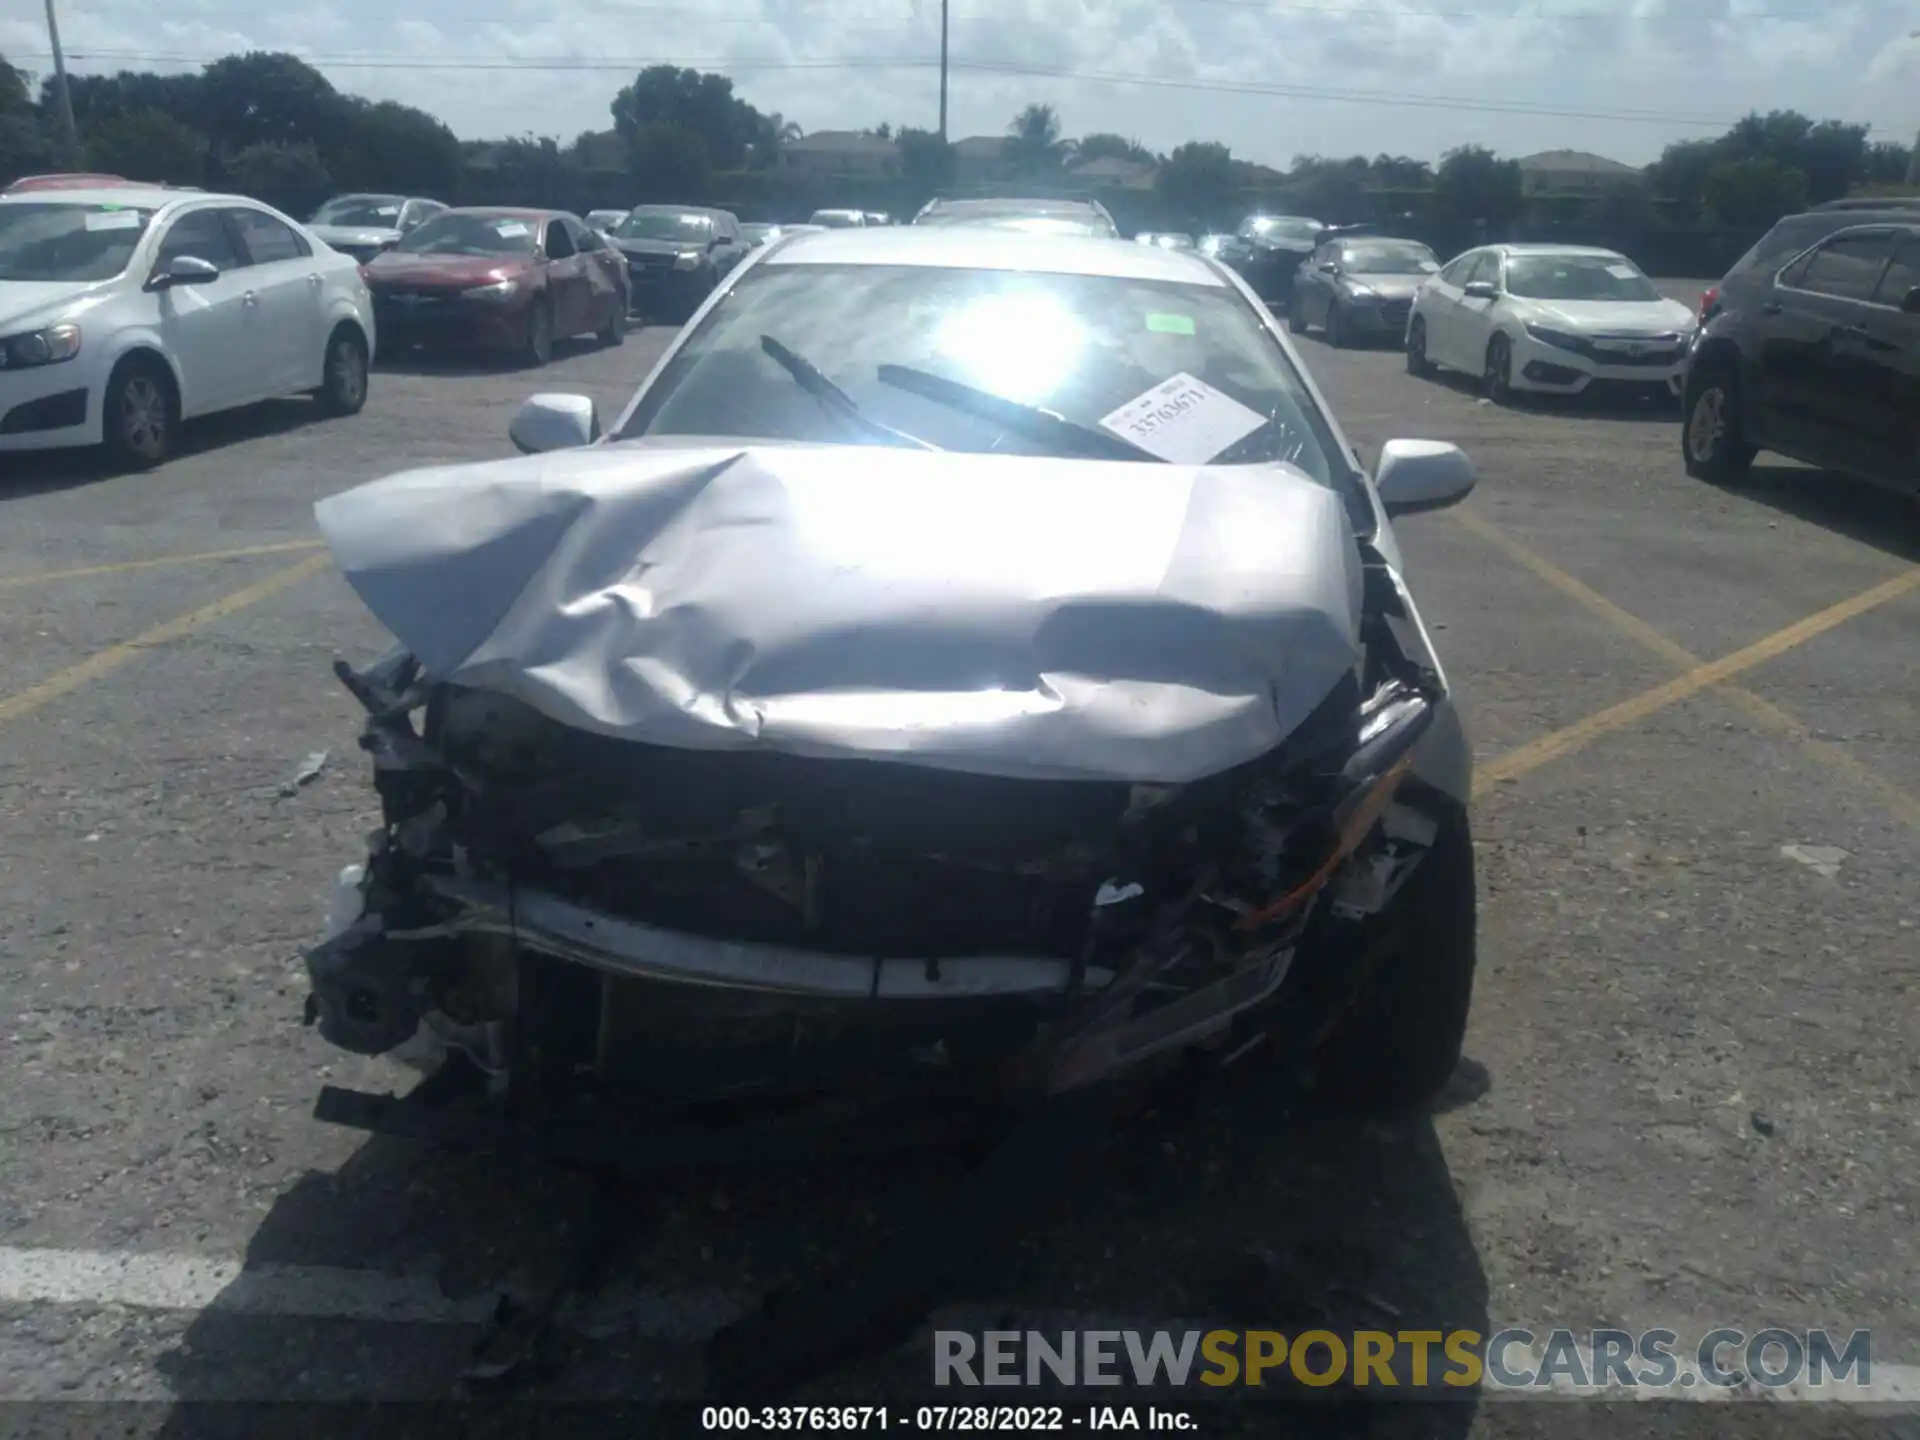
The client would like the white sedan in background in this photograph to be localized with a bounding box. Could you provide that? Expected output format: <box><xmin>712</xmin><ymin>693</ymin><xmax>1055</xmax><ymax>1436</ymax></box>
<box><xmin>1405</xmin><ymin>244</ymin><xmax>1697</xmax><ymax>404</ymax></box>
<box><xmin>0</xmin><ymin>186</ymin><xmax>375</xmax><ymax>469</ymax></box>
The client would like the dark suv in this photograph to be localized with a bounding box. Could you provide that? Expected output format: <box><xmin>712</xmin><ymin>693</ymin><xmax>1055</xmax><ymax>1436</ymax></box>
<box><xmin>1681</xmin><ymin>221</ymin><xmax>1920</xmax><ymax>498</ymax></box>
<box><xmin>1698</xmin><ymin>202</ymin><xmax>1920</xmax><ymax>326</ymax></box>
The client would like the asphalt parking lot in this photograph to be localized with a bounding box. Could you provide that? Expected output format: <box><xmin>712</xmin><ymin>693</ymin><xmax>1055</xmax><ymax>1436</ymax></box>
<box><xmin>2</xmin><ymin>292</ymin><xmax>1917</xmax><ymax>1433</ymax></box>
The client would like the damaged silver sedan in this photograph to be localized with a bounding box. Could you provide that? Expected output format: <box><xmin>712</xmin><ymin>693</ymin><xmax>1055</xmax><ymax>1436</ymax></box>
<box><xmin>303</xmin><ymin>226</ymin><xmax>1482</xmax><ymax>1163</ymax></box>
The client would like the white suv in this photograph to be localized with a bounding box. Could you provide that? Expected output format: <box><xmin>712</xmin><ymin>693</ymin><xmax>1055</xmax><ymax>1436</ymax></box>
<box><xmin>0</xmin><ymin>186</ymin><xmax>376</xmax><ymax>469</ymax></box>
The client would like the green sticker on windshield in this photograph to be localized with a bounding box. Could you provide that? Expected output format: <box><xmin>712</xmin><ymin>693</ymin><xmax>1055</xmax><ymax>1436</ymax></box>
<box><xmin>1146</xmin><ymin>312</ymin><xmax>1195</xmax><ymax>335</ymax></box>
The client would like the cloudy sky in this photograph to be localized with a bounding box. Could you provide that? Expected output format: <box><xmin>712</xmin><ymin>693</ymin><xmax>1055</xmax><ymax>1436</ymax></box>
<box><xmin>3</xmin><ymin>0</ymin><xmax>1918</xmax><ymax>166</ymax></box>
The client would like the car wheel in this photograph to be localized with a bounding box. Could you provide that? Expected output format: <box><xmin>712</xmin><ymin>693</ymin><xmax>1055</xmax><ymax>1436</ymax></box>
<box><xmin>1287</xmin><ymin>292</ymin><xmax>1307</xmax><ymax>334</ymax></box>
<box><xmin>315</xmin><ymin>325</ymin><xmax>369</xmax><ymax>417</ymax></box>
<box><xmin>597</xmin><ymin>295</ymin><xmax>627</xmax><ymax>346</ymax></box>
<box><xmin>102</xmin><ymin>355</ymin><xmax>179</xmax><ymax>471</ymax></box>
<box><xmin>524</xmin><ymin>301</ymin><xmax>554</xmax><ymax>367</ymax></box>
<box><xmin>1484</xmin><ymin>333</ymin><xmax>1515</xmax><ymax>405</ymax></box>
<box><xmin>1406</xmin><ymin>317</ymin><xmax>1434</xmax><ymax>377</ymax></box>
<box><xmin>1682</xmin><ymin>363</ymin><xmax>1758</xmax><ymax>483</ymax></box>
<box><xmin>1311</xmin><ymin>802</ymin><xmax>1477</xmax><ymax>1114</ymax></box>
<box><xmin>1326</xmin><ymin>302</ymin><xmax>1349</xmax><ymax>348</ymax></box>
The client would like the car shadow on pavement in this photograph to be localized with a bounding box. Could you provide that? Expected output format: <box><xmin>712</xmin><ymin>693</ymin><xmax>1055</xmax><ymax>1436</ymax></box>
<box><xmin>0</xmin><ymin>398</ymin><xmax>332</xmax><ymax>500</ymax></box>
<box><xmin>1696</xmin><ymin>462</ymin><xmax>1920</xmax><ymax>564</ymax></box>
<box><xmin>1411</xmin><ymin>368</ymin><xmax>1680</xmax><ymax>424</ymax></box>
<box><xmin>372</xmin><ymin>338</ymin><xmax>606</xmax><ymax>377</ymax></box>
<box><xmin>148</xmin><ymin>1058</ymin><xmax>1488</xmax><ymax>1436</ymax></box>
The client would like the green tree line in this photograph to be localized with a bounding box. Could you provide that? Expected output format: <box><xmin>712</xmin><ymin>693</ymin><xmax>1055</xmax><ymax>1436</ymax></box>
<box><xmin>1</xmin><ymin>50</ymin><xmax>1911</xmax><ymax>236</ymax></box>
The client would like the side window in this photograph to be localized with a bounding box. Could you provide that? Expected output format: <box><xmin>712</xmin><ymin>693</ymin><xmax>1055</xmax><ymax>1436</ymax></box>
<box><xmin>156</xmin><ymin>209</ymin><xmax>242</xmax><ymax>270</ymax></box>
<box><xmin>227</xmin><ymin>208</ymin><xmax>310</xmax><ymax>264</ymax></box>
<box><xmin>1460</xmin><ymin>252</ymin><xmax>1496</xmax><ymax>287</ymax></box>
<box><xmin>1438</xmin><ymin>252</ymin><xmax>1478</xmax><ymax>286</ymax></box>
<box><xmin>1869</xmin><ymin>237</ymin><xmax>1920</xmax><ymax>307</ymax></box>
<box><xmin>1792</xmin><ymin>232</ymin><xmax>1893</xmax><ymax>301</ymax></box>
<box><xmin>545</xmin><ymin>220</ymin><xmax>576</xmax><ymax>259</ymax></box>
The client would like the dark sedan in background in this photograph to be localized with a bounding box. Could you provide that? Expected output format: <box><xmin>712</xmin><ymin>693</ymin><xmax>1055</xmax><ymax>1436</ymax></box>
<box><xmin>363</xmin><ymin>207</ymin><xmax>628</xmax><ymax>366</ymax></box>
<box><xmin>609</xmin><ymin>205</ymin><xmax>750</xmax><ymax>321</ymax></box>
<box><xmin>1289</xmin><ymin>236</ymin><xmax>1441</xmax><ymax>347</ymax></box>
<box><xmin>1228</xmin><ymin>213</ymin><xmax>1323</xmax><ymax>301</ymax></box>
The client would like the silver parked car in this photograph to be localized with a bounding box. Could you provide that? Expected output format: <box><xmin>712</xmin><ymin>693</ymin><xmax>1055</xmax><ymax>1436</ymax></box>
<box><xmin>302</xmin><ymin>226</ymin><xmax>1481</xmax><ymax>1158</ymax></box>
<box><xmin>1290</xmin><ymin>236</ymin><xmax>1441</xmax><ymax>348</ymax></box>
<box><xmin>308</xmin><ymin>193</ymin><xmax>447</xmax><ymax>263</ymax></box>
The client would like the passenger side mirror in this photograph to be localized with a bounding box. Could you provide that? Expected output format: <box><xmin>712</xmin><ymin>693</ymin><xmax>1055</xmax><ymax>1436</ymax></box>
<box><xmin>1375</xmin><ymin>439</ymin><xmax>1476</xmax><ymax>516</ymax></box>
<box><xmin>1462</xmin><ymin>280</ymin><xmax>1498</xmax><ymax>301</ymax></box>
<box><xmin>509</xmin><ymin>393</ymin><xmax>600</xmax><ymax>454</ymax></box>
<box><xmin>146</xmin><ymin>254</ymin><xmax>220</xmax><ymax>291</ymax></box>
<box><xmin>1901</xmin><ymin>286</ymin><xmax>1920</xmax><ymax>315</ymax></box>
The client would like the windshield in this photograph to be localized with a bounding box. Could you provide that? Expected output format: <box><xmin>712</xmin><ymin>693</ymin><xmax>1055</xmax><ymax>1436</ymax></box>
<box><xmin>0</xmin><ymin>201</ymin><xmax>157</xmax><ymax>282</ymax></box>
<box><xmin>396</xmin><ymin>212</ymin><xmax>539</xmax><ymax>256</ymax></box>
<box><xmin>615</xmin><ymin>210</ymin><xmax>712</xmax><ymax>242</ymax></box>
<box><xmin>1505</xmin><ymin>254</ymin><xmax>1661</xmax><ymax>301</ymax></box>
<box><xmin>1342</xmin><ymin>240</ymin><xmax>1439</xmax><ymax>275</ymax></box>
<box><xmin>616</xmin><ymin>262</ymin><xmax>1340</xmax><ymax>479</ymax></box>
<box><xmin>311</xmin><ymin>196</ymin><xmax>406</xmax><ymax>228</ymax></box>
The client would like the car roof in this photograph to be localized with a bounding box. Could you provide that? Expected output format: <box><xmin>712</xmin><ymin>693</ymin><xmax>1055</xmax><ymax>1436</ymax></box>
<box><xmin>763</xmin><ymin>225</ymin><xmax>1229</xmax><ymax>284</ymax></box>
<box><xmin>445</xmin><ymin>205</ymin><xmax>557</xmax><ymax>220</ymax></box>
<box><xmin>0</xmin><ymin>185</ymin><xmax>241</xmax><ymax>209</ymax></box>
<box><xmin>1493</xmin><ymin>242</ymin><xmax>1625</xmax><ymax>258</ymax></box>
<box><xmin>923</xmin><ymin>196</ymin><xmax>1104</xmax><ymax>215</ymax></box>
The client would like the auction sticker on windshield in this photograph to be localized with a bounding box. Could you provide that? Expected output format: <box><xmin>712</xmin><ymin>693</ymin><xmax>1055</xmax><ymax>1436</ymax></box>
<box><xmin>496</xmin><ymin>221</ymin><xmax>530</xmax><ymax>237</ymax></box>
<box><xmin>85</xmin><ymin>211</ymin><xmax>142</xmax><ymax>231</ymax></box>
<box><xmin>1606</xmin><ymin>264</ymin><xmax>1638</xmax><ymax>279</ymax></box>
<box><xmin>1099</xmin><ymin>373</ymin><xmax>1266</xmax><ymax>464</ymax></box>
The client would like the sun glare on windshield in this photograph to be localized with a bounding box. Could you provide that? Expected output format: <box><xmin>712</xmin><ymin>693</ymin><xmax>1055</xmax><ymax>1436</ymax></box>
<box><xmin>933</xmin><ymin>291</ymin><xmax>1089</xmax><ymax>407</ymax></box>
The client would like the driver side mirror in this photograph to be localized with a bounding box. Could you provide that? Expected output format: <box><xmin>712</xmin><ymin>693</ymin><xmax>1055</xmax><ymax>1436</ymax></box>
<box><xmin>1375</xmin><ymin>439</ymin><xmax>1476</xmax><ymax>516</ymax></box>
<box><xmin>1463</xmin><ymin>280</ymin><xmax>1498</xmax><ymax>301</ymax></box>
<box><xmin>509</xmin><ymin>393</ymin><xmax>601</xmax><ymax>454</ymax></box>
<box><xmin>1901</xmin><ymin>286</ymin><xmax>1920</xmax><ymax>316</ymax></box>
<box><xmin>145</xmin><ymin>254</ymin><xmax>220</xmax><ymax>291</ymax></box>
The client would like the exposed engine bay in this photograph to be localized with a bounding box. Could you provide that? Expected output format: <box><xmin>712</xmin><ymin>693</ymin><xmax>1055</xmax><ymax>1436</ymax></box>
<box><xmin>305</xmin><ymin>531</ymin><xmax>1456</xmax><ymax>1121</ymax></box>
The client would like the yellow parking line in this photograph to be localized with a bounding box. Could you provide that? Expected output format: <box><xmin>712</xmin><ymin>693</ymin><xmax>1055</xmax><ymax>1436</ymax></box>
<box><xmin>0</xmin><ymin>539</ymin><xmax>325</xmax><ymax>590</ymax></box>
<box><xmin>1458</xmin><ymin>512</ymin><xmax>1920</xmax><ymax>816</ymax></box>
<box><xmin>0</xmin><ymin>554</ymin><xmax>332</xmax><ymax>730</ymax></box>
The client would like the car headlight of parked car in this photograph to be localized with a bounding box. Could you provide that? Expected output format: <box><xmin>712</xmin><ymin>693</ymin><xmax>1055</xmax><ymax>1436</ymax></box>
<box><xmin>1523</xmin><ymin>323</ymin><xmax>1582</xmax><ymax>351</ymax></box>
<box><xmin>462</xmin><ymin>279</ymin><xmax>520</xmax><ymax>302</ymax></box>
<box><xmin>671</xmin><ymin>252</ymin><xmax>702</xmax><ymax>271</ymax></box>
<box><xmin>0</xmin><ymin>322</ymin><xmax>82</xmax><ymax>368</ymax></box>
<box><xmin>1344</xmin><ymin>284</ymin><xmax>1379</xmax><ymax>304</ymax></box>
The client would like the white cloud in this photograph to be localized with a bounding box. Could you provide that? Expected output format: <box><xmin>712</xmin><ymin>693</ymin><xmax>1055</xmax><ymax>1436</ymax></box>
<box><xmin>3</xmin><ymin>0</ymin><xmax>1917</xmax><ymax>164</ymax></box>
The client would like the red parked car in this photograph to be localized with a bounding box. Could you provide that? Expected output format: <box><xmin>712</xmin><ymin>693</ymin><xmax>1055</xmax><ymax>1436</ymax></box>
<box><xmin>361</xmin><ymin>207</ymin><xmax>629</xmax><ymax>365</ymax></box>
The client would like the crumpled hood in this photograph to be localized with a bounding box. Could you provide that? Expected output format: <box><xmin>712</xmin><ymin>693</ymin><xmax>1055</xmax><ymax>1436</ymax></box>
<box><xmin>1512</xmin><ymin>296</ymin><xmax>1696</xmax><ymax>334</ymax></box>
<box><xmin>313</xmin><ymin>442</ymin><xmax>1365</xmax><ymax>784</ymax></box>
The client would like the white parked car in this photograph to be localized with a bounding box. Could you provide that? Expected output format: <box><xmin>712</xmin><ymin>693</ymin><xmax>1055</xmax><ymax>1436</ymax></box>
<box><xmin>303</xmin><ymin>227</ymin><xmax>1487</xmax><ymax>1132</ymax></box>
<box><xmin>1405</xmin><ymin>244</ymin><xmax>1698</xmax><ymax>404</ymax></box>
<box><xmin>0</xmin><ymin>186</ymin><xmax>375</xmax><ymax>469</ymax></box>
<box><xmin>584</xmin><ymin>209</ymin><xmax>630</xmax><ymax>238</ymax></box>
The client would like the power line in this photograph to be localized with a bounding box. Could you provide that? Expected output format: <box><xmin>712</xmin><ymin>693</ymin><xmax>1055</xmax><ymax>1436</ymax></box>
<box><xmin>15</xmin><ymin>48</ymin><xmax>1913</xmax><ymax>136</ymax></box>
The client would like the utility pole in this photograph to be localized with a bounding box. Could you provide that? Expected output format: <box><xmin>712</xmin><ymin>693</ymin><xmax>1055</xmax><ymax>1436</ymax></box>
<box><xmin>43</xmin><ymin>0</ymin><xmax>79</xmax><ymax>163</ymax></box>
<box><xmin>938</xmin><ymin>0</ymin><xmax>949</xmax><ymax>142</ymax></box>
<box><xmin>1907</xmin><ymin>125</ymin><xmax>1920</xmax><ymax>188</ymax></box>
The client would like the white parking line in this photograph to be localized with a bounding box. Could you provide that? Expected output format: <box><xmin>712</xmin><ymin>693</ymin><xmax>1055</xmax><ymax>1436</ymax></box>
<box><xmin>3</xmin><ymin>1245</ymin><xmax>1917</xmax><ymax>1405</ymax></box>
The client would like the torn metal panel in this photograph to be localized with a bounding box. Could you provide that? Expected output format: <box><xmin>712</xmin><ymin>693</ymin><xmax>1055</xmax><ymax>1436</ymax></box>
<box><xmin>313</xmin><ymin>440</ymin><xmax>1364</xmax><ymax>784</ymax></box>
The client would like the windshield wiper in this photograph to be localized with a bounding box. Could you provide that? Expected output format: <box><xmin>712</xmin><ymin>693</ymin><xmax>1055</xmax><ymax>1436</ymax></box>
<box><xmin>759</xmin><ymin>335</ymin><xmax>937</xmax><ymax>450</ymax></box>
<box><xmin>874</xmin><ymin>364</ymin><xmax>1161</xmax><ymax>462</ymax></box>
